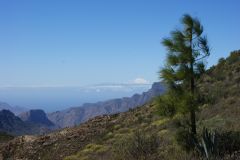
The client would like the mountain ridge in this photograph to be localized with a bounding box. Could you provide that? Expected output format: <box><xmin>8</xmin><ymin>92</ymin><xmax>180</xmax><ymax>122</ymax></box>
<box><xmin>48</xmin><ymin>82</ymin><xmax>165</xmax><ymax>128</ymax></box>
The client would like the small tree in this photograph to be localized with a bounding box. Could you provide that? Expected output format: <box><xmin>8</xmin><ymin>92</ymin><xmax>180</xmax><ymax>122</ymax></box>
<box><xmin>160</xmin><ymin>14</ymin><xmax>210</xmax><ymax>134</ymax></box>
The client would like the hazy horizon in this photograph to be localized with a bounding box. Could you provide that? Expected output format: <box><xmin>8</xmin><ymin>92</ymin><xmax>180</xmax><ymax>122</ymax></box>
<box><xmin>0</xmin><ymin>83</ymin><xmax>151</xmax><ymax>112</ymax></box>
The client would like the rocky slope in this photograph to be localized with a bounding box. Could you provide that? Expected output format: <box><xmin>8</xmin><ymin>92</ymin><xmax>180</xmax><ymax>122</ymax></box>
<box><xmin>0</xmin><ymin>104</ymin><xmax>158</xmax><ymax>160</ymax></box>
<box><xmin>48</xmin><ymin>82</ymin><xmax>165</xmax><ymax>128</ymax></box>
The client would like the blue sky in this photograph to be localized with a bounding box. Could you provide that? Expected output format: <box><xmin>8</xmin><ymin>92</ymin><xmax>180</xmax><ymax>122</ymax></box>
<box><xmin>0</xmin><ymin>0</ymin><xmax>239</xmax><ymax>87</ymax></box>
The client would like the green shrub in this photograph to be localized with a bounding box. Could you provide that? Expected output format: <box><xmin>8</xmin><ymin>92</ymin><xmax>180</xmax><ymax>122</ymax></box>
<box><xmin>218</xmin><ymin>57</ymin><xmax>226</xmax><ymax>65</ymax></box>
<box><xmin>226</xmin><ymin>50</ymin><xmax>240</xmax><ymax>64</ymax></box>
<box><xmin>175</xmin><ymin>127</ymin><xmax>196</xmax><ymax>152</ymax></box>
<box><xmin>113</xmin><ymin>130</ymin><xmax>160</xmax><ymax>160</ymax></box>
<box><xmin>155</xmin><ymin>95</ymin><xmax>177</xmax><ymax>117</ymax></box>
<box><xmin>64</xmin><ymin>143</ymin><xmax>109</xmax><ymax>160</ymax></box>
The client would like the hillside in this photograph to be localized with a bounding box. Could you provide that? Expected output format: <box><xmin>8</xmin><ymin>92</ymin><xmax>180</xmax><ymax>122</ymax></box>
<box><xmin>0</xmin><ymin>104</ymin><xmax>159</xmax><ymax>160</ymax></box>
<box><xmin>197</xmin><ymin>50</ymin><xmax>240</xmax><ymax>131</ymax></box>
<box><xmin>48</xmin><ymin>82</ymin><xmax>165</xmax><ymax>128</ymax></box>
<box><xmin>0</xmin><ymin>51</ymin><xmax>239</xmax><ymax>160</ymax></box>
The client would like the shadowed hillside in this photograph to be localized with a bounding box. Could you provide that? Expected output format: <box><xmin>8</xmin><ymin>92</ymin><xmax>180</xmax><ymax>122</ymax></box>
<box><xmin>0</xmin><ymin>109</ymin><xmax>56</xmax><ymax>136</ymax></box>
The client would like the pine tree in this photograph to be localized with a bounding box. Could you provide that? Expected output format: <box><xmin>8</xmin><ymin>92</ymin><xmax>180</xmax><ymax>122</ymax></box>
<box><xmin>160</xmin><ymin>14</ymin><xmax>210</xmax><ymax>134</ymax></box>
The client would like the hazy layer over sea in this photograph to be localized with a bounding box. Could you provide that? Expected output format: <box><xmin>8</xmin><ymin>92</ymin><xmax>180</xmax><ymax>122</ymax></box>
<box><xmin>0</xmin><ymin>84</ymin><xmax>151</xmax><ymax>112</ymax></box>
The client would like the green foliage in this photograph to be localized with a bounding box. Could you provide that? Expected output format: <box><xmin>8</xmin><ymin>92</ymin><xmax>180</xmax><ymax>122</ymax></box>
<box><xmin>218</xmin><ymin>57</ymin><xmax>225</xmax><ymax>65</ymax></box>
<box><xmin>175</xmin><ymin>127</ymin><xmax>196</xmax><ymax>152</ymax></box>
<box><xmin>160</xmin><ymin>14</ymin><xmax>210</xmax><ymax>134</ymax></box>
<box><xmin>160</xmin><ymin>14</ymin><xmax>210</xmax><ymax>90</ymax></box>
<box><xmin>113</xmin><ymin>130</ymin><xmax>160</xmax><ymax>160</ymax></box>
<box><xmin>226</xmin><ymin>50</ymin><xmax>240</xmax><ymax>64</ymax></box>
<box><xmin>155</xmin><ymin>90</ymin><xmax>203</xmax><ymax>118</ymax></box>
<box><xmin>64</xmin><ymin>143</ymin><xmax>109</xmax><ymax>160</ymax></box>
<box><xmin>155</xmin><ymin>94</ymin><xmax>177</xmax><ymax>117</ymax></box>
<box><xmin>173</xmin><ymin>114</ymin><xmax>197</xmax><ymax>153</ymax></box>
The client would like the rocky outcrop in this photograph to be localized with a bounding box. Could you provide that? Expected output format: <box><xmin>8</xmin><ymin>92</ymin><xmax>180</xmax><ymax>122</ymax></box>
<box><xmin>19</xmin><ymin>109</ymin><xmax>55</xmax><ymax>127</ymax></box>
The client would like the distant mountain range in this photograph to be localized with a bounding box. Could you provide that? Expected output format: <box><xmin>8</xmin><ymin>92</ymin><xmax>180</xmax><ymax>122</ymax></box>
<box><xmin>0</xmin><ymin>102</ymin><xmax>28</xmax><ymax>115</ymax></box>
<box><xmin>48</xmin><ymin>82</ymin><xmax>165</xmax><ymax>128</ymax></box>
<box><xmin>0</xmin><ymin>82</ymin><xmax>165</xmax><ymax>134</ymax></box>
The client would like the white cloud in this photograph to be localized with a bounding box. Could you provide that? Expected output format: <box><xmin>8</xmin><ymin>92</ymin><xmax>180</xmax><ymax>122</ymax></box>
<box><xmin>93</xmin><ymin>85</ymin><xmax>124</xmax><ymax>89</ymax></box>
<box><xmin>133</xmin><ymin>78</ymin><xmax>149</xmax><ymax>85</ymax></box>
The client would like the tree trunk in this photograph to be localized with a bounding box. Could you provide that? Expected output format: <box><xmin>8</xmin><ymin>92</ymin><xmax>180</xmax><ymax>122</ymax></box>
<box><xmin>190</xmin><ymin>32</ymin><xmax>197</xmax><ymax>135</ymax></box>
<box><xmin>190</xmin><ymin>61</ymin><xmax>197</xmax><ymax>135</ymax></box>
<box><xmin>190</xmin><ymin>102</ymin><xmax>196</xmax><ymax>134</ymax></box>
